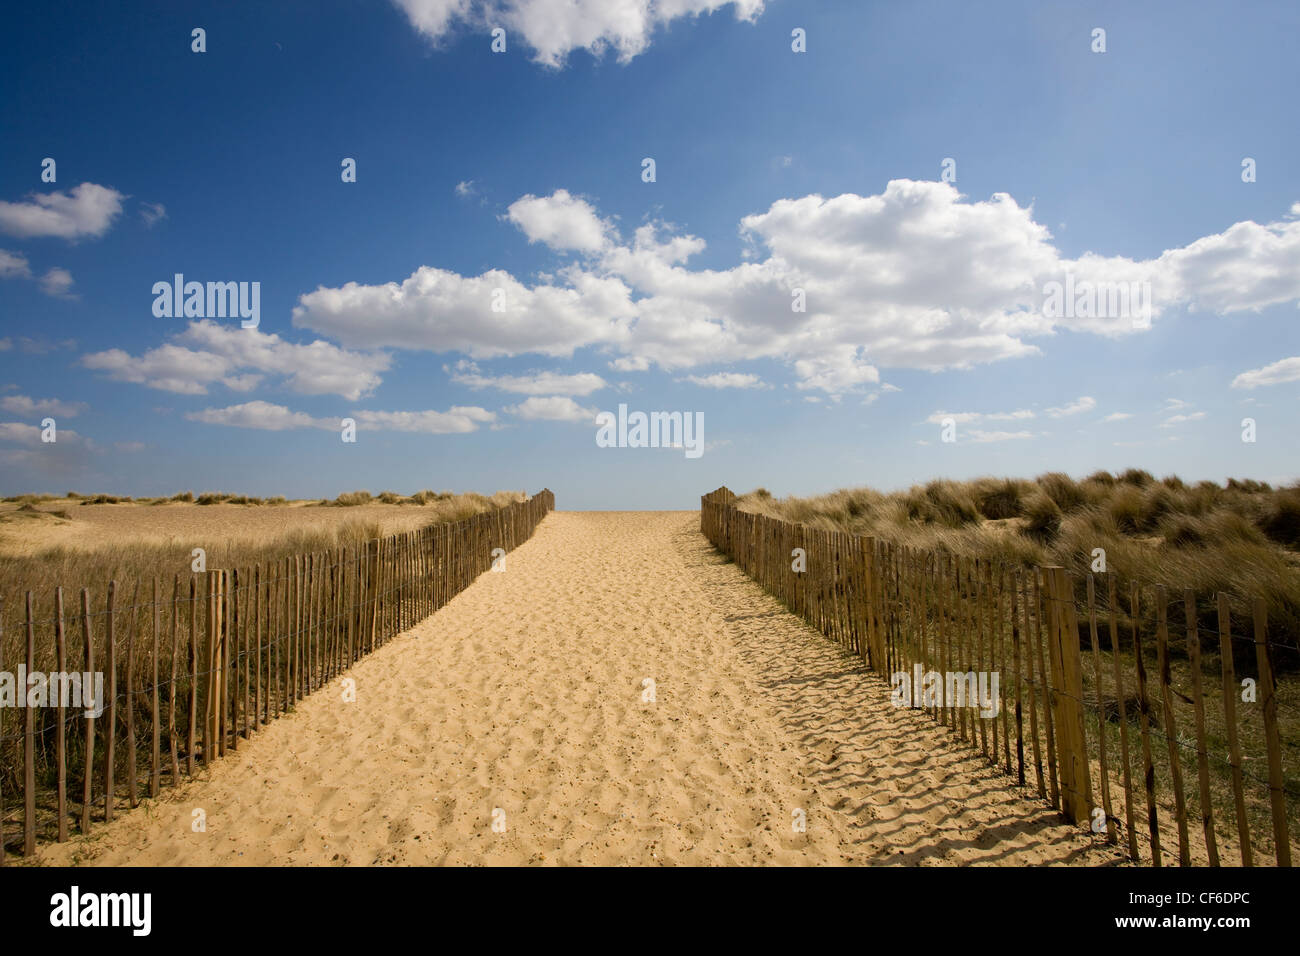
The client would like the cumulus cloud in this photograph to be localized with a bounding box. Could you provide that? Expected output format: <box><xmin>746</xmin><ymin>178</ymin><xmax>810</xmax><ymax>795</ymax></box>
<box><xmin>448</xmin><ymin>360</ymin><xmax>606</xmax><ymax>395</ymax></box>
<box><xmin>139</xmin><ymin>202</ymin><xmax>167</xmax><ymax>227</ymax></box>
<box><xmin>293</xmin><ymin>264</ymin><xmax>635</xmax><ymax>359</ymax></box>
<box><xmin>504</xmin><ymin>395</ymin><xmax>599</xmax><ymax>422</ymax></box>
<box><xmin>391</xmin><ymin>0</ymin><xmax>765</xmax><ymax>67</ymax></box>
<box><xmin>0</xmin><ymin>419</ymin><xmax>93</xmax><ymax>475</ymax></box>
<box><xmin>506</xmin><ymin>189</ymin><xmax>613</xmax><ymax>253</ymax></box>
<box><xmin>1045</xmin><ymin>396</ymin><xmax>1096</xmax><ymax>418</ymax></box>
<box><xmin>0</xmin><ymin>394</ymin><xmax>87</xmax><ymax>417</ymax></box>
<box><xmin>925</xmin><ymin>408</ymin><xmax>1035</xmax><ymax>425</ymax></box>
<box><xmin>1160</xmin><ymin>411</ymin><xmax>1207</xmax><ymax>427</ymax></box>
<box><xmin>0</xmin><ymin>183</ymin><xmax>125</xmax><ymax>240</ymax></box>
<box><xmin>1231</xmin><ymin>356</ymin><xmax>1300</xmax><ymax>389</ymax></box>
<box><xmin>680</xmin><ymin>372</ymin><xmax>767</xmax><ymax>389</ymax></box>
<box><xmin>0</xmin><ymin>251</ymin><xmax>76</xmax><ymax>298</ymax></box>
<box><xmin>186</xmin><ymin>401</ymin><xmax>328</xmax><ymax>431</ymax></box>
<box><xmin>968</xmin><ymin>429</ymin><xmax>1035</xmax><ymax>443</ymax></box>
<box><xmin>0</xmin><ymin>249</ymin><xmax>31</xmax><ymax>279</ymax></box>
<box><xmin>1101</xmin><ymin>412</ymin><xmax>1133</xmax><ymax>422</ymax></box>
<box><xmin>186</xmin><ymin>401</ymin><xmax>496</xmax><ymax>434</ymax></box>
<box><xmin>82</xmin><ymin>320</ymin><xmax>390</xmax><ymax>400</ymax></box>
<box><xmin>352</xmin><ymin>407</ymin><xmax>496</xmax><ymax>433</ymax></box>
<box><xmin>39</xmin><ymin>267</ymin><xmax>75</xmax><ymax>298</ymax></box>
<box><xmin>291</xmin><ymin>182</ymin><xmax>1300</xmax><ymax>397</ymax></box>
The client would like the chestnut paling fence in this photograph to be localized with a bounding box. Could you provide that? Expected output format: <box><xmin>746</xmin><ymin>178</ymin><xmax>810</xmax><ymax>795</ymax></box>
<box><xmin>0</xmin><ymin>489</ymin><xmax>554</xmax><ymax>862</ymax></box>
<box><xmin>702</xmin><ymin>487</ymin><xmax>1298</xmax><ymax>867</ymax></box>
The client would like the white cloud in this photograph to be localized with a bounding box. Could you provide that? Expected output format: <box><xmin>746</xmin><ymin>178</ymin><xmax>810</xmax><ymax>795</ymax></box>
<box><xmin>792</xmin><ymin>348</ymin><xmax>878</xmax><ymax>396</ymax></box>
<box><xmin>1160</xmin><ymin>411</ymin><xmax>1207</xmax><ymax>427</ymax></box>
<box><xmin>0</xmin><ymin>251</ymin><xmax>75</xmax><ymax>298</ymax></box>
<box><xmin>392</xmin><ymin>0</ymin><xmax>766</xmax><ymax>68</ymax></box>
<box><xmin>82</xmin><ymin>320</ymin><xmax>390</xmax><ymax>400</ymax></box>
<box><xmin>449</xmin><ymin>360</ymin><xmax>607</xmax><ymax>395</ymax></box>
<box><xmin>292</xmin><ymin>183</ymin><xmax>1300</xmax><ymax>398</ymax></box>
<box><xmin>680</xmin><ymin>372</ymin><xmax>766</xmax><ymax>389</ymax></box>
<box><xmin>293</xmin><ymin>264</ymin><xmax>635</xmax><ymax>359</ymax></box>
<box><xmin>352</xmin><ymin>406</ymin><xmax>496</xmax><ymax>433</ymax></box>
<box><xmin>0</xmin><ymin>420</ymin><xmax>87</xmax><ymax>445</ymax></box>
<box><xmin>186</xmin><ymin>401</ymin><xmax>330</xmax><ymax>431</ymax></box>
<box><xmin>39</xmin><ymin>267</ymin><xmax>75</xmax><ymax>299</ymax></box>
<box><xmin>454</xmin><ymin>180</ymin><xmax>477</xmax><ymax>198</ymax></box>
<box><xmin>968</xmin><ymin>429</ymin><xmax>1035</xmax><ymax>443</ymax></box>
<box><xmin>186</xmin><ymin>401</ymin><xmax>496</xmax><ymax>434</ymax></box>
<box><xmin>0</xmin><ymin>249</ymin><xmax>31</xmax><ymax>279</ymax></box>
<box><xmin>504</xmin><ymin>396</ymin><xmax>598</xmax><ymax>422</ymax></box>
<box><xmin>506</xmin><ymin>189</ymin><xmax>612</xmax><ymax>253</ymax></box>
<box><xmin>140</xmin><ymin>202</ymin><xmax>167</xmax><ymax>227</ymax></box>
<box><xmin>1101</xmin><ymin>412</ymin><xmax>1133</xmax><ymax>422</ymax></box>
<box><xmin>0</xmin><ymin>421</ymin><xmax>43</xmax><ymax>443</ymax></box>
<box><xmin>1231</xmin><ymin>356</ymin><xmax>1300</xmax><ymax>389</ymax></box>
<box><xmin>0</xmin><ymin>394</ymin><xmax>87</xmax><ymax>417</ymax></box>
<box><xmin>925</xmin><ymin>408</ymin><xmax>1035</xmax><ymax>425</ymax></box>
<box><xmin>1045</xmin><ymin>395</ymin><xmax>1096</xmax><ymax>418</ymax></box>
<box><xmin>0</xmin><ymin>183</ymin><xmax>125</xmax><ymax>240</ymax></box>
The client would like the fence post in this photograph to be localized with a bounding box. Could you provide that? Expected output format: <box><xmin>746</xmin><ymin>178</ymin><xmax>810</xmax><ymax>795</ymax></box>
<box><xmin>1043</xmin><ymin>566</ymin><xmax>1091</xmax><ymax>825</ymax></box>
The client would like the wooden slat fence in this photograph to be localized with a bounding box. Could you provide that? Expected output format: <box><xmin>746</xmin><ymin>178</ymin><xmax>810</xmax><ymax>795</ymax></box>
<box><xmin>702</xmin><ymin>486</ymin><xmax>1297</xmax><ymax>867</ymax></box>
<box><xmin>0</xmin><ymin>489</ymin><xmax>553</xmax><ymax>861</ymax></box>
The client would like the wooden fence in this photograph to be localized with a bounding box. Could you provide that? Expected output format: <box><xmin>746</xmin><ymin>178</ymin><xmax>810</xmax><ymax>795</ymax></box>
<box><xmin>702</xmin><ymin>486</ymin><xmax>1297</xmax><ymax>867</ymax></box>
<box><xmin>0</xmin><ymin>489</ymin><xmax>554</xmax><ymax>862</ymax></box>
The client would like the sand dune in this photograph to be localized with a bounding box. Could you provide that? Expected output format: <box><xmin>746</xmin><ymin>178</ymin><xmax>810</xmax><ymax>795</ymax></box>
<box><xmin>36</xmin><ymin>512</ymin><xmax>1123</xmax><ymax>866</ymax></box>
<box><xmin>0</xmin><ymin>501</ymin><xmax>453</xmax><ymax>556</ymax></box>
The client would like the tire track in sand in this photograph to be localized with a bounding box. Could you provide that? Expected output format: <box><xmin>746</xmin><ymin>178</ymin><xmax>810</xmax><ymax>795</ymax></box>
<box><xmin>38</xmin><ymin>511</ymin><xmax>1122</xmax><ymax>866</ymax></box>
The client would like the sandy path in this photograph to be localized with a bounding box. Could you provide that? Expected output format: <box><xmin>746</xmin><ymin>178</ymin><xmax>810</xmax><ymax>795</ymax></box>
<box><xmin>37</xmin><ymin>512</ymin><xmax>1122</xmax><ymax>866</ymax></box>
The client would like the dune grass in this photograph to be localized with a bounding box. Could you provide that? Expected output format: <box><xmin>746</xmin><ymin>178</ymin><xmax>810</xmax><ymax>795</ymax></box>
<box><xmin>733</xmin><ymin>472</ymin><xmax>1300</xmax><ymax>861</ymax></box>
<box><xmin>737</xmin><ymin>472</ymin><xmax>1300</xmax><ymax>668</ymax></box>
<box><xmin>0</xmin><ymin>488</ymin><xmax>527</xmax><ymax>825</ymax></box>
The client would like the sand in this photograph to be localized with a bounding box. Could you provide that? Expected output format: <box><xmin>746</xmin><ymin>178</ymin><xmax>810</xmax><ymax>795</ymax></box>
<box><xmin>35</xmin><ymin>511</ymin><xmax>1124</xmax><ymax>866</ymax></box>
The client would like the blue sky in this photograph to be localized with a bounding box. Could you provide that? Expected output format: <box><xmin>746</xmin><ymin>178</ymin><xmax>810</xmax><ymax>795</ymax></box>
<box><xmin>1</xmin><ymin>0</ymin><xmax>1298</xmax><ymax>509</ymax></box>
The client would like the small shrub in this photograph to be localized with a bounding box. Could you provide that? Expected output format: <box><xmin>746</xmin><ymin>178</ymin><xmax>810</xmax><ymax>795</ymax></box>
<box><xmin>974</xmin><ymin>477</ymin><xmax>1026</xmax><ymax>520</ymax></box>
<box><xmin>1022</xmin><ymin>492</ymin><xmax>1062</xmax><ymax>543</ymax></box>
<box><xmin>1228</xmin><ymin>478</ymin><xmax>1272</xmax><ymax>494</ymax></box>
<box><xmin>1160</xmin><ymin>514</ymin><xmax>1207</xmax><ymax>548</ymax></box>
<box><xmin>1258</xmin><ymin>486</ymin><xmax>1300</xmax><ymax>549</ymax></box>
<box><xmin>334</xmin><ymin>491</ymin><xmax>372</xmax><ymax>507</ymax></box>
<box><xmin>1118</xmin><ymin>468</ymin><xmax>1154</xmax><ymax>488</ymax></box>
<box><xmin>1037</xmin><ymin>472</ymin><xmax>1086</xmax><ymax>512</ymax></box>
